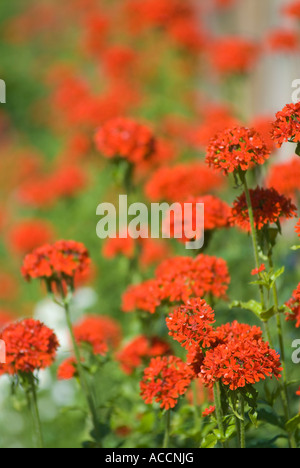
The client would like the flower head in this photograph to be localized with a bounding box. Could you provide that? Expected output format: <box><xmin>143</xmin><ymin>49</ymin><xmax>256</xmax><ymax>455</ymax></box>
<box><xmin>140</xmin><ymin>356</ymin><xmax>193</xmax><ymax>410</ymax></box>
<box><xmin>267</xmin><ymin>157</ymin><xmax>300</xmax><ymax>198</ymax></box>
<box><xmin>202</xmin><ymin>406</ymin><xmax>216</xmax><ymax>418</ymax></box>
<box><xmin>285</xmin><ymin>285</ymin><xmax>300</xmax><ymax>328</ymax></box>
<box><xmin>73</xmin><ymin>315</ymin><xmax>122</xmax><ymax>355</ymax></box>
<box><xmin>0</xmin><ymin>319</ymin><xmax>59</xmax><ymax>375</ymax></box>
<box><xmin>206</xmin><ymin>126</ymin><xmax>270</xmax><ymax>175</ymax></box>
<box><xmin>230</xmin><ymin>187</ymin><xmax>297</xmax><ymax>231</ymax></box>
<box><xmin>95</xmin><ymin>117</ymin><xmax>156</xmax><ymax>166</ymax></box>
<box><xmin>209</xmin><ymin>37</ymin><xmax>259</xmax><ymax>76</ymax></box>
<box><xmin>9</xmin><ymin>219</ymin><xmax>54</xmax><ymax>255</ymax></box>
<box><xmin>21</xmin><ymin>240</ymin><xmax>91</xmax><ymax>291</ymax></box>
<box><xmin>271</xmin><ymin>102</ymin><xmax>300</xmax><ymax>147</ymax></box>
<box><xmin>295</xmin><ymin>218</ymin><xmax>300</xmax><ymax>237</ymax></box>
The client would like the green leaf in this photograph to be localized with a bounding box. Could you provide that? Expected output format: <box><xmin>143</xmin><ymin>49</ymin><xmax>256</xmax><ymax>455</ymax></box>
<box><xmin>260</xmin><ymin>306</ymin><xmax>276</xmax><ymax>322</ymax></box>
<box><xmin>257</xmin><ymin>408</ymin><xmax>285</xmax><ymax>429</ymax></box>
<box><xmin>291</xmin><ymin>245</ymin><xmax>300</xmax><ymax>251</ymax></box>
<box><xmin>285</xmin><ymin>414</ymin><xmax>300</xmax><ymax>434</ymax></box>
<box><xmin>230</xmin><ymin>300</ymin><xmax>262</xmax><ymax>319</ymax></box>
<box><xmin>270</xmin><ymin>266</ymin><xmax>285</xmax><ymax>288</ymax></box>
<box><xmin>201</xmin><ymin>433</ymin><xmax>218</xmax><ymax>448</ymax></box>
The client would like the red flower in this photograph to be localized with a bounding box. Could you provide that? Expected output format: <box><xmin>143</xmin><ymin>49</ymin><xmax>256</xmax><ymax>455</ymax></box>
<box><xmin>145</xmin><ymin>163</ymin><xmax>225</xmax><ymax>202</ymax></box>
<box><xmin>251</xmin><ymin>264</ymin><xmax>266</xmax><ymax>276</ymax></box>
<box><xmin>122</xmin><ymin>255</ymin><xmax>230</xmax><ymax>314</ymax></box>
<box><xmin>95</xmin><ymin>117</ymin><xmax>156</xmax><ymax>166</ymax></box>
<box><xmin>116</xmin><ymin>335</ymin><xmax>171</xmax><ymax>375</ymax></box>
<box><xmin>21</xmin><ymin>240</ymin><xmax>91</xmax><ymax>291</ymax></box>
<box><xmin>271</xmin><ymin>102</ymin><xmax>300</xmax><ymax>147</ymax></box>
<box><xmin>8</xmin><ymin>219</ymin><xmax>54</xmax><ymax>255</ymax></box>
<box><xmin>266</xmin><ymin>29</ymin><xmax>299</xmax><ymax>52</ymax></box>
<box><xmin>206</xmin><ymin>126</ymin><xmax>270</xmax><ymax>175</ymax></box>
<box><xmin>163</xmin><ymin>195</ymin><xmax>231</xmax><ymax>243</ymax></box>
<box><xmin>166</xmin><ymin>298</ymin><xmax>216</xmax><ymax>350</ymax></box>
<box><xmin>103</xmin><ymin>232</ymin><xmax>135</xmax><ymax>259</ymax></box>
<box><xmin>209</xmin><ymin>37</ymin><xmax>259</xmax><ymax>76</ymax></box>
<box><xmin>0</xmin><ymin>319</ymin><xmax>59</xmax><ymax>375</ymax></box>
<box><xmin>200</xmin><ymin>322</ymin><xmax>282</xmax><ymax>390</ymax></box>
<box><xmin>296</xmin><ymin>386</ymin><xmax>300</xmax><ymax>396</ymax></box>
<box><xmin>284</xmin><ymin>1</ymin><xmax>300</xmax><ymax>19</ymax></box>
<box><xmin>73</xmin><ymin>315</ymin><xmax>122</xmax><ymax>355</ymax></box>
<box><xmin>140</xmin><ymin>356</ymin><xmax>194</xmax><ymax>410</ymax></box>
<box><xmin>57</xmin><ymin>357</ymin><xmax>77</xmax><ymax>380</ymax></box>
<box><xmin>267</xmin><ymin>157</ymin><xmax>300</xmax><ymax>198</ymax></box>
<box><xmin>249</xmin><ymin>115</ymin><xmax>275</xmax><ymax>152</ymax></box>
<box><xmin>285</xmin><ymin>286</ymin><xmax>300</xmax><ymax>328</ymax></box>
<box><xmin>202</xmin><ymin>406</ymin><xmax>216</xmax><ymax>418</ymax></box>
<box><xmin>230</xmin><ymin>187</ymin><xmax>297</xmax><ymax>231</ymax></box>
<box><xmin>167</xmin><ymin>19</ymin><xmax>205</xmax><ymax>52</ymax></box>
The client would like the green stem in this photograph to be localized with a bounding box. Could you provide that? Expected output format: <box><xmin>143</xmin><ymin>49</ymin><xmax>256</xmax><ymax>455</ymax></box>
<box><xmin>163</xmin><ymin>411</ymin><xmax>171</xmax><ymax>448</ymax></box>
<box><xmin>28</xmin><ymin>373</ymin><xmax>44</xmax><ymax>449</ymax></box>
<box><xmin>268</xmin><ymin>253</ymin><xmax>296</xmax><ymax>449</ymax></box>
<box><xmin>63</xmin><ymin>299</ymin><xmax>100</xmax><ymax>434</ymax></box>
<box><xmin>239</xmin><ymin>170</ymin><xmax>273</xmax><ymax>345</ymax></box>
<box><xmin>213</xmin><ymin>383</ymin><xmax>225</xmax><ymax>448</ymax></box>
<box><xmin>239</xmin><ymin>394</ymin><xmax>246</xmax><ymax>449</ymax></box>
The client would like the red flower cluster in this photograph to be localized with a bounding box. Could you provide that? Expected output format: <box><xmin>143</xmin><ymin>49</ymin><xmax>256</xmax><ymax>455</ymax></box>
<box><xmin>164</xmin><ymin>195</ymin><xmax>231</xmax><ymax>243</ymax></box>
<box><xmin>166</xmin><ymin>298</ymin><xmax>216</xmax><ymax>350</ymax></box>
<box><xmin>8</xmin><ymin>219</ymin><xmax>54</xmax><ymax>255</ymax></box>
<box><xmin>209</xmin><ymin>37</ymin><xmax>259</xmax><ymax>76</ymax></box>
<box><xmin>202</xmin><ymin>406</ymin><xmax>216</xmax><ymax>418</ymax></box>
<box><xmin>21</xmin><ymin>240</ymin><xmax>91</xmax><ymax>291</ymax></box>
<box><xmin>251</xmin><ymin>264</ymin><xmax>266</xmax><ymax>276</ymax></box>
<box><xmin>285</xmin><ymin>286</ymin><xmax>300</xmax><ymax>328</ymax></box>
<box><xmin>103</xmin><ymin>232</ymin><xmax>135</xmax><ymax>260</ymax></box>
<box><xmin>271</xmin><ymin>102</ymin><xmax>300</xmax><ymax>147</ymax></box>
<box><xmin>145</xmin><ymin>163</ymin><xmax>225</xmax><ymax>202</ymax></box>
<box><xmin>0</xmin><ymin>319</ymin><xmax>59</xmax><ymax>375</ymax></box>
<box><xmin>116</xmin><ymin>335</ymin><xmax>171</xmax><ymax>375</ymax></box>
<box><xmin>284</xmin><ymin>1</ymin><xmax>300</xmax><ymax>19</ymax></box>
<box><xmin>122</xmin><ymin>255</ymin><xmax>230</xmax><ymax>314</ymax></box>
<box><xmin>200</xmin><ymin>328</ymin><xmax>282</xmax><ymax>390</ymax></box>
<box><xmin>140</xmin><ymin>356</ymin><xmax>194</xmax><ymax>410</ymax></box>
<box><xmin>230</xmin><ymin>187</ymin><xmax>297</xmax><ymax>231</ymax></box>
<box><xmin>266</xmin><ymin>29</ymin><xmax>299</xmax><ymax>52</ymax></box>
<box><xmin>249</xmin><ymin>115</ymin><xmax>276</xmax><ymax>152</ymax></box>
<box><xmin>73</xmin><ymin>315</ymin><xmax>122</xmax><ymax>355</ymax></box>
<box><xmin>95</xmin><ymin>118</ymin><xmax>156</xmax><ymax>166</ymax></box>
<box><xmin>206</xmin><ymin>126</ymin><xmax>270</xmax><ymax>175</ymax></box>
<box><xmin>267</xmin><ymin>157</ymin><xmax>300</xmax><ymax>198</ymax></box>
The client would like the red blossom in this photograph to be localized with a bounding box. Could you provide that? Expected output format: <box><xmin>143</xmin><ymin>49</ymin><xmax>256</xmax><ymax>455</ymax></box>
<box><xmin>8</xmin><ymin>219</ymin><xmax>54</xmax><ymax>255</ymax></box>
<box><xmin>230</xmin><ymin>187</ymin><xmax>297</xmax><ymax>231</ymax></box>
<box><xmin>285</xmin><ymin>286</ymin><xmax>300</xmax><ymax>328</ymax></box>
<box><xmin>209</xmin><ymin>37</ymin><xmax>259</xmax><ymax>76</ymax></box>
<box><xmin>271</xmin><ymin>102</ymin><xmax>300</xmax><ymax>147</ymax></box>
<box><xmin>267</xmin><ymin>157</ymin><xmax>300</xmax><ymax>198</ymax></box>
<box><xmin>251</xmin><ymin>264</ymin><xmax>266</xmax><ymax>276</ymax></box>
<box><xmin>57</xmin><ymin>357</ymin><xmax>77</xmax><ymax>380</ymax></box>
<box><xmin>140</xmin><ymin>356</ymin><xmax>194</xmax><ymax>410</ymax></box>
<box><xmin>266</xmin><ymin>29</ymin><xmax>299</xmax><ymax>52</ymax></box>
<box><xmin>73</xmin><ymin>315</ymin><xmax>122</xmax><ymax>354</ymax></box>
<box><xmin>0</xmin><ymin>319</ymin><xmax>59</xmax><ymax>375</ymax></box>
<box><xmin>202</xmin><ymin>406</ymin><xmax>216</xmax><ymax>417</ymax></box>
<box><xmin>296</xmin><ymin>219</ymin><xmax>300</xmax><ymax>237</ymax></box>
<box><xmin>206</xmin><ymin>126</ymin><xmax>270</xmax><ymax>175</ymax></box>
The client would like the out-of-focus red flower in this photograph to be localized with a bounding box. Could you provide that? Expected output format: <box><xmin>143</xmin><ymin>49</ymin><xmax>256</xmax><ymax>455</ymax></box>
<box><xmin>191</xmin><ymin>105</ymin><xmax>239</xmax><ymax>150</ymax></box>
<box><xmin>57</xmin><ymin>357</ymin><xmax>77</xmax><ymax>380</ymax></box>
<box><xmin>52</xmin><ymin>165</ymin><xmax>87</xmax><ymax>198</ymax></box>
<box><xmin>202</xmin><ymin>406</ymin><xmax>216</xmax><ymax>417</ymax></box>
<box><xmin>209</xmin><ymin>37</ymin><xmax>259</xmax><ymax>76</ymax></box>
<box><xmin>167</xmin><ymin>19</ymin><xmax>206</xmax><ymax>52</ymax></box>
<box><xmin>284</xmin><ymin>1</ymin><xmax>300</xmax><ymax>19</ymax></box>
<box><xmin>0</xmin><ymin>319</ymin><xmax>59</xmax><ymax>375</ymax></box>
<box><xmin>266</xmin><ymin>29</ymin><xmax>299</xmax><ymax>52</ymax></box>
<box><xmin>116</xmin><ymin>335</ymin><xmax>171</xmax><ymax>375</ymax></box>
<box><xmin>206</xmin><ymin>126</ymin><xmax>270</xmax><ymax>175</ymax></box>
<box><xmin>271</xmin><ymin>102</ymin><xmax>300</xmax><ymax>147</ymax></box>
<box><xmin>73</xmin><ymin>315</ymin><xmax>122</xmax><ymax>354</ymax></box>
<box><xmin>8</xmin><ymin>220</ymin><xmax>54</xmax><ymax>255</ymax></box>
<box><xmin>103</xmin><ymin>233</ymin><xmax>135</xmax><ymax>260</ymax></box>
<box><xmin>21</xmin><ymin>240</ymin><xmax>91</xmax><ymax>291</ymax></box>
<box><xmin>164</xmin><ymin>195</ymin><xmax>231</xmax><ymax>244</ymax></box>
<box><xmin>140</xmin><ymin>356</ymin><xmax>194</xmax><ymax>410</ymax></box>
<box><xmin>200</xmin><ymin>322</ymin><xmax>282</xmax><ymax>390</ymax></box>
<box><xmin>285</xmin><ymin>286</ymin><xmax>300</xmax><ymax>328</ymax></box>
<box><xmin>267</xmin><ymin>157</ymin><xmax>300</xmax><ymax>199</ymax></box>
<box><xmin>101</xmin><ymin>46</ymin><xmax>137</xmax><ymax>78</ymax></box>
<box><xmin>122</xmin><ymin>279</ymin><xmax>163</xmax><ymax>315</ymax></box>
<box><xmin>95</xmin><ymin>117</ymin><xmax>156</xmax><ymax>166</ymax></box>
<box><xmin>145</xmin><ymin>163</ymin><xmax>225</xmax><ymax>202</ymax></box>
<box><xmin>82</xmin><ymin>13</ymin><xmax>110</xmax><ymax>57</ymax></box>
<box><xmin>139</xmin><ymin>238</ymin><xmax>171</xmax><ymax>269</ymax></box>
<box><xmin>230</xmin><ymin>187</ymin><xmax>297</xmax><ymax>231</ymax></box>
<box><xmin>249</xmin><ymin>115</ymin><xmax>275</xmax><ymax>152</ymax></box>
<box><xmin>166</xmin><ymin>298</ymin><xmax>216</xmax><ymax>350</ymax></box>
<box><xmin>251</xmin><ymin>264</ymin><xmax>266</xmax><ymax>276</ymax></box>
